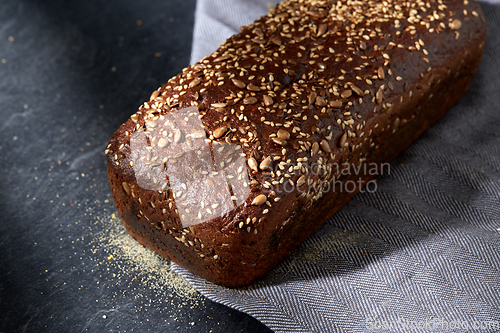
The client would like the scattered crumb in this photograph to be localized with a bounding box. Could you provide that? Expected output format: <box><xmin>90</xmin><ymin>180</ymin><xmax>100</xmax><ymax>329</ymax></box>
<box><xmin>90</xmin><ymin>214</ymin><xmax>199</xmax><ymax>300</ymax></box>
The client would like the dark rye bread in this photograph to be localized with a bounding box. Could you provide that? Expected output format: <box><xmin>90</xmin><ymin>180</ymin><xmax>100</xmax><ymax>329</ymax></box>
<box><xmin>106</xmin><ymin>0</ymin><xmax>487</xmax><ymax>287</ymax></box>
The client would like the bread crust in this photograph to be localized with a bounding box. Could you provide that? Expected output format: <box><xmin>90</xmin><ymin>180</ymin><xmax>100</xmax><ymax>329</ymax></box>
<box><xmin>106</xmin><ymin>0</ymin><xmax>487</xmax><ymax>287</ymax></box>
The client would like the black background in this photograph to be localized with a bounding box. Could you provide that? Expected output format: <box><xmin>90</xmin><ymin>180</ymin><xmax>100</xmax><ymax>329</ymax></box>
<box><xmin>0</xmin><ymin>1</ymin><xmax>272</xmax><ymax>332</ymax></box>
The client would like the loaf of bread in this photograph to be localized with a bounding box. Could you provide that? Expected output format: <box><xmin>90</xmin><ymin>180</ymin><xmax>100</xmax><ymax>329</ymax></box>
<box><xmin>106</xmin><ymin>0</ymin><xmax>487</xmax><ymax>287</ymax></box>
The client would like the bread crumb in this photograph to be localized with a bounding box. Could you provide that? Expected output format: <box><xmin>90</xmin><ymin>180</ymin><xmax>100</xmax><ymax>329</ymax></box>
<box><xmin>91</xmin><ymin>214</ymin><xmax>199</xmax><ymax>300</ymax></box>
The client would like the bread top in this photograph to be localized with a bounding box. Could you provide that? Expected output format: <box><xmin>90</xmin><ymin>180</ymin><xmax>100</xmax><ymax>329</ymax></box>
<box><xmin>106</xmin><ymin>0</ymin><xmax>486</xmax><ymax>232</ymax></box>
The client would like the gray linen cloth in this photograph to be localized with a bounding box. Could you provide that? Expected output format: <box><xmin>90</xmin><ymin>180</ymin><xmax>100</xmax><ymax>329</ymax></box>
<box><xmin>172</xmin><ymin>1</ymin><xmax>500</xmax><ymax>332</ymax></box>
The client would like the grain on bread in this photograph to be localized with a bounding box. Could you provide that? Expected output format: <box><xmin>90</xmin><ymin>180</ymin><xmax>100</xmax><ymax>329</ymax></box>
<box><xmin>107</xmin><ymin>0</ymin><xmax>487</xmax><ymax>287</ymax></box>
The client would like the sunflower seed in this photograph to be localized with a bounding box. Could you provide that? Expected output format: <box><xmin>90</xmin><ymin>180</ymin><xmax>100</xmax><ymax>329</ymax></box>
<box><xmin>263</xmin><ymin>95</ymin><xmax>273</xmax><ymax>106</ymax></box>
<box><xmin>277</xmin><ymin>129</ymin><xmax>290</xmax><ymax>140</ymax></box>
<box><xmin>272</xmin><ymin>137</ymin><xmax>287</xmax><ymax>146</ymax></box>
<box><xmin>259</xmin><ymin>156</ymin><xmax>271</xmax><ymax>170</ymax></box>
<box><xmin>311</xmin><ymin>142</ymin><xmax>319</xmax><ymax>156</ymax></box>
<box><xmin>174</xmin><ymin>129</ymin><xmax>183</xmax><ymax>143</ymax></box>
<box><xmin>213</xmin><ymin>126</ymin><xmax>228</xmax><ymax>139</ymax></box>
<box><xmin>308</xmin><ymin>91</ymin><xmax>317</xmax><ymax>105</ymax></box>
<box><xmin>339</xmin><ymin>132</ymin><xmax>348</xmax><ymax>147</ymax></box>
<box><xmin>122</xmin><ymin>182</ymin><xmax>131</xmax><ymax>195</ymax></box>
<box><xmin>376</xmin><ymin>89</ymin><xmax>384</xmax><ymax>104</ymax></box>
<box><xmin>232</xmin><ymin>79</ymin><xmax>246</xmax><ymax>89</ymax></box>
<box><xmin>330</xmin><ymin>100</ymin><xmax>343</xmax><ymax>108</ymax></box>
<box><xmin>189</xmin><ymin>78</ymin><xmax>202</xmax><ymax>88</ymax></box>
<box><xmin>320</xmin><ymin>139</ymin><xmax>331</xmax><ymax>153</ymax></box>
<box><xmin>341</xmin><ymin>89</ymin><xmax>352</xmax><ymax>98</ymax></box>
<box><xmin>270</xmin><ymin>36</ymin><xmax>282</xmax><ymax>45</ymax></box>
<box><xmin>150</xmin><ymin>90</ymin><xmax>160</xmax><ymax>100</ymax></box>
<box><xmin>378</xmin><ymin>67</ymin><xmax>385</xmax><ymax>80</ymax></box>
<box><xmin>243</xmin><ymin>97</ymin><xmax>258</xmax><ymax>104</ymax></box>
<box><xmin>315</xmin><ymin>96</ymin><xmax>327</xmax><ymax>106</ymax></box>
<box><xmin>214</xmin><ymin>55</ymin><xmax>230</xmax><ymax>62</ymax></box>
<box><xmin>247</xmin><ymin>84</ymin><xmax>260</xmax><ymax>92</ymax></box>
<box><xmin>251</xmin><ymin>194</ymin><xmax>267</xmax><ymax>206</ymax></box>
<box><xmin>350</xmin><ymin>84</ymin><xmax>364</xmax><ymax>96</ymax></box>
<box><xmin>450</xmin><ymin>19</ymin><xmax>462</xmax><ymax>30</ymax></box>
<box><xmin>158</xmin><ymin>138</ymin><xmax>169</xmax><ymax>148</ymax></box>
<box><xmin>297</xmin><ymin>175</ymin><xmax>306</xmax><ymax>187</ymax></box>
<box><xmin>247</xmin><ymin>157</ymin><xmax>258</xmax><ymax>172</ymax></box>
<box><xmin>317</xmin><ymin>23</ymin><xmax>327</xmax><ymax>37</ymax></box>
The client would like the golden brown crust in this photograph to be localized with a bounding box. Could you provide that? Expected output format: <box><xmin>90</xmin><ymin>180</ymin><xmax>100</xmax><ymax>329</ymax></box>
<box><xmin>106</xmin><ymin>0</ymin><xmax>487</xmax><ymax>287</ymax></box>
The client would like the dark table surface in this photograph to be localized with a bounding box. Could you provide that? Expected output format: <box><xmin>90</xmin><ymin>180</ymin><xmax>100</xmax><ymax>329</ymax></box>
<box><xmin>0</xmin><ymin>1</ymin><xmax>272</xmax><ymax>332</ymax></box>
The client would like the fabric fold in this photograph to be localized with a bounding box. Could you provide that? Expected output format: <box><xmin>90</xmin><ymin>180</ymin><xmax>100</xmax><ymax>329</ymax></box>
<box><xmin>173</xmin><ymin>1</ymin><xmax>500</xmax><ymax>332</ymax></box>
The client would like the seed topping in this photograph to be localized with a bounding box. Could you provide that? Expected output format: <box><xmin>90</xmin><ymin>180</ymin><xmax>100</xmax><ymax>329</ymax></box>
<box><xmin>232</xmin><ymin>78</ymin><xmax>246</xmax><ymax>88</ymax></box>
<box><xmin>339</xmin><ymin>132</ymin><xmax>348</xmax><ymax>147</ymax></box>
<box><xmin>260</xmin><ymin>156</ymin><xmax>272</xmax><ymax>170</ymax></box>
<box><xmin>263</xmin><ymin>95</ymin><xmax>273</xmax><ymax>106</ymax></box>
<box><xmin>113</xmin><ymin>0</ymin><xmax>484</xmax><ymax>245</ymax></box>
<box><xmin>277</xmin><ymin>129</ymin><xmax>290</xmax><ymax>140</ymax></box>
<box><xmin>450</xmin><ymin>19</ymin><xmax>462</xmax><ymax>30</ymax></box>
<box><xmin>251</xmin><ymin>194</ymin><xmax>267</xmax><ymax>206</ymax></box>
<box><xmin>189</xmin><ymin>78</ymin><xmax>201</xmax><ymax>88</ymax></box>
<box><xmin>247</xmin><ymin>157</ymin><xmax>258</xmax><ymax>172</ymax></box>
<box><xmin>341</xmin><ymin>90</ymin><xmax>352</xmax><ymax>99</ymax></box>
<box><xmin>243</xmin><ymin>97</ymin><xmax>258</xmax><ymax>105</ymax></box>
<box><xmin>247</xmin><ymin>84</ymin><xmax>261</xmax><ymax>92</ymax></box>
<box><xmin>320</xmin><ymin>139</ymin><xmax>331</xmax><ymax>153</ymax></box>
<box><xmin>158</xmin><ymin>138</ymin><xmax>169</xmax><ymax>148</ymax></box>
<box><xmin>272</xmin><ymin>137</ymin><xmax>287</xmax><ymax>146</ymax></box>
<box><xmin>213</xmin><ymin>126</ymin><xmax>228</xmax><ymax>139</ymax></box>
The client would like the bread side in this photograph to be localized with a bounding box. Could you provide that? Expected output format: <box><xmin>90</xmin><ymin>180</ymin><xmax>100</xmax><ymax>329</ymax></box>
<box><xmin>106</xmin><ymin>0</ymin><xmax>487</xmax><ymax>287</ymax></box>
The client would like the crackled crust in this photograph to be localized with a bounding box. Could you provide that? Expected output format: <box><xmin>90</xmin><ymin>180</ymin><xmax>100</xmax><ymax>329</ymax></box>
<box><xmin>106</xmin><ymin>0</ymin><xmax>486</xmax><ymax>287</ymax></box>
